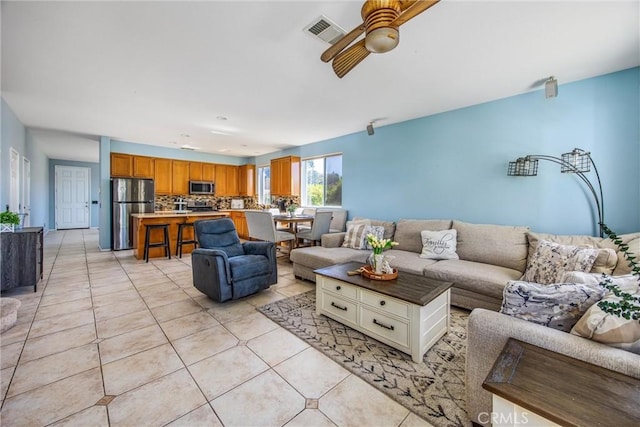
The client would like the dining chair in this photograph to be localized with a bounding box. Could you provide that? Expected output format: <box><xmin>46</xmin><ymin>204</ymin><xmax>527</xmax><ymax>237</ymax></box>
<box><xmin>317</xmin><ymin>208</ymin><xmax>348</xmax><ymax>233</ymax></box>
<box><xmin>265</xmin><ymin>208</ymin><xmax>288</xmax><ymax>231</ymax></box>
<box><xmin>296</xmin><ymin>207</ymin><xmax>317</xmax><ymax>232</ymax></box>
<box><xmin>296</xmin><ymin>210</ymin><xmax>333</xmax><ymax>247</ymax></box>
<box><xmin>245</xmin><ymin>211</ymin><xmax>296</xmax><ymax>254</ymax></box>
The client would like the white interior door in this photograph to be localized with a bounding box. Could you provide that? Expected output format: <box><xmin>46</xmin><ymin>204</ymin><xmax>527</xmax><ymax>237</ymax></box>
<box><xmin>9</xmin><ymin>148</ymin><xmax>20</xmax><ymax>213</ymax></box>
<box><xmin>55</xmin><ymin>165</ymin><xmax>90</xmax><ymax>229</ymax></box>
<box><xmin>22</xmin><ymin>157</ymin><xmax>31</xmax><ymax>227</ymax></box>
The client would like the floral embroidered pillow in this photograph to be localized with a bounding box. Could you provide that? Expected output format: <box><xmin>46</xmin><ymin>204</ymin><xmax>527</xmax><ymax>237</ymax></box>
<box><xmin>420</xmin><ymin>229</ymin><xmax>459</xmax><ymax>260</ymax></box>
<box><xmin>522</xmin><ymin>239</ymin><xmax>599</xmax><ymax>285</ymax></box>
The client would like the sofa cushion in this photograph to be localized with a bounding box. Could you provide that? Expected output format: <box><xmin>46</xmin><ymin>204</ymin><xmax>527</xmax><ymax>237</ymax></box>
<box><xmin>522</xmin><ymin>240</ymin><xmax>599</xmax><ymax>285</ymax></box>
<box><xmin>453</xmin><ymin>220</ymin><xmax>529</xmax><ymax>273</ymax></box>
<box><xmin>290</xmin><ymin>246</ymin><xmax>368</xmax><ymax>271</ymax></box>
<box><xmin>362</xmin><ymin>225</ymin><xmax>386</xmax><ymax>250</ymax></box>
<box><xmin>527</xmin><ymin>231</ymin><xmax>619</xmax><ymax>274</ymax></box>
<box><xmin>612</xmin><ymin>233</ymin><xmax>640</xmax><ymax>276</ymax></box>
<box><xmin>353</xmin><ymin>217</ymin><xmax>396</xmax><ymax>240</ymax></box>
<box><xmin>384</xmin><ymin>249</ymin><xmax>439</xmax><ymax>276</ymax></box>
<box><xmin>571</xmin><ymin>276</ymin><xmax>640</xmax><ymax>354</ymax></box>
<box><xmin>393</xmin><ymin>219</ymin><xmax>453</xmax><ymax>254</ymax></box>
<box><xmin>420</xmin><ymin>229</ymin><xmax>459</xmax><ymax>260</ymax></box>
<box><xmin>422</xmin><ymin>259</ymin><xmax>522</xmax><ymax>300</ymax></box>
<box><xmin>500</xmin><ymin>280</ymin><xmax>605</xmax><ymax>332</ymax></box>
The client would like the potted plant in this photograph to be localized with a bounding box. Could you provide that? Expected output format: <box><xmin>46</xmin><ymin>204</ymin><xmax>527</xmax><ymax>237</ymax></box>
<box><xmin>286</xmin><ymin>203</ymin><xmax>299</xmax><ymax>217</ymax></box>
<box><xmin>0</xmin><ymin>211</ymin><xmax>20</xmax><ymax>233</ymax></box>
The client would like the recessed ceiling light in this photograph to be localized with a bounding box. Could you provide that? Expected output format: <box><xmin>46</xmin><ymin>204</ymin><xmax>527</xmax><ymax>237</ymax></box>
<box><xmin>180</xmin><ymin>144</ymin><xmax>198</xmax><ymax>151</ymax></box>
<box><xmin>216</xmin><ymin>116</ymin><xmax>228</xmax><ymax>121</ymax></box>
<box><xmin>210</xmin><ymin>130</ymin><xmax>231</xmax><ymax>136</ymax></box>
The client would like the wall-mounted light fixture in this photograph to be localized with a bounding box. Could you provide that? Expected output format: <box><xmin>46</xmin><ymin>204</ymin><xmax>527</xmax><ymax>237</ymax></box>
<box><xmin>545</xmin><ymin>76</ymin><xmax>558</xmax><ymax>98</ymax></box>
<box><xmin>366</xmin><ymin>122</ymin><xmax>375</xmax><ymax>136</ymax></box>
<box><xmin>508</xmin><ymin>148</ymin><xmax>604</xmax><ymax>236</ymax></box>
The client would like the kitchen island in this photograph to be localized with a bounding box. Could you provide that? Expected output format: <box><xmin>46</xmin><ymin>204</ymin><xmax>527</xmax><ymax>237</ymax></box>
<box><xmin>131</xmin><ymin>211</ymin><xmax>229</xmax><ymax>260</ymax></box>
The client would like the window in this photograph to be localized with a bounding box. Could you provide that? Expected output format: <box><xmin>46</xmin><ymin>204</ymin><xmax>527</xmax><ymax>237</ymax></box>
<box><xmin>301</xmin><ymin>154</ymin><xmax>342</xmax><ymax>207</ymax></box>
<box><xmin>257</xmin><ymin>165</ymin><xmax>270</xmax><ymax>205</ymax></box>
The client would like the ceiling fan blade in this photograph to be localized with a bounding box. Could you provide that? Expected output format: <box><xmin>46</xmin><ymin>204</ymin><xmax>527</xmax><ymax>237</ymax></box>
<box><xmin>321</xmin><ymin>23</ymin><xmax>366</xmax><ymax>63</ymax></box>
<box><xmin>332</xmin><ymin>39</ymin><xmax>370</xmax><ymax>78</ymax></box>
<box><xmin>392</xmin><ymin>0</ymin><xmax>440</xmax><ymax>26</ymax></box>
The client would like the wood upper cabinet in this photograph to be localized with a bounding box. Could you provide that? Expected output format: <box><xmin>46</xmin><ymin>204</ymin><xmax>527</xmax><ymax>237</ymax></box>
<box><xmin>133</xmin><ymin>156</ymin><xmax>154</xmax><ymax>178</ymax></box>
<box><xmin>189</xmin><ymin>162</ymin><xmax>203</xmax><ymax>181</ymax></box>
<box><xmin>111</xmin><ymin>153</ymin><xmax>133</xmax><ymax>177</ymax></box>
<box><xmin>202</xmin><ymin>163</ymin><xmax>216</xmax><ymax>182</ymax></box>
<box><xmin>239</xmin><ymin>164</ymin><xmax>255</xmax><ymax>196</ymax></box>
<box><xmin>215</xmin><ymin>164</ymin><xmax>239</xmax><ymax>196</ymax></box>
<box><xmin>271</xmin><ymin>156</ymin><xmax>300</xmax><ymax>196</ymax></box>
<box><xmin>171</xmin><ymin>160</ymin><xmax>190</xmax><ymax>195</ymax></box>
<box><xmin>154</xmin><ymin>158</ymin><xmax>172</xmax><ymax>195</ymax></box>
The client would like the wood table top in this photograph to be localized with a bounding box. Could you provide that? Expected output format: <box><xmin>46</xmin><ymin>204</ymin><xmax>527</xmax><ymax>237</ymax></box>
<box><xmin>483</xmin><ymin>338</ymin><xmax>640</xmax><ymax>426</ymax></box>
<box><xmin>314</xmin><ymin>262</ymin><xmax>452</xmax><ymax>306</ymax></box>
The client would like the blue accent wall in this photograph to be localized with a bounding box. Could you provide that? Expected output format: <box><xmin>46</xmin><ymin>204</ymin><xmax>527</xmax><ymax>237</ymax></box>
<box><xmin>254</xmin><ymin>67</ymin><xmax>640</xmax><ymax>236</ymax></box>
<box><xmin>49</xmin><ymin>160</ymin><xmax>100</xmax><ymax>229</ymax></box>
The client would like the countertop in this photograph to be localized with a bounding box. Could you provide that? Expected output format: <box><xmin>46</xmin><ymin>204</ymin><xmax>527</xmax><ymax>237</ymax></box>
<box><xmin>131</xmin><ymin>211</ymin><xmax>230</xmax><ymax>219</ymax></box>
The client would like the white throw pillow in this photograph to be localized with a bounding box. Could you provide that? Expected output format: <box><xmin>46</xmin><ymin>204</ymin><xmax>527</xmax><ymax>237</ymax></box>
<box><xmin>420</xmin><ymin>229</ymin><xmax>459</xmax><ymax>260</ymax></box>
<box><xmin>522</xmin><ymin>239</ymin><xmax>599</xmax><ymax>285</ymax></box>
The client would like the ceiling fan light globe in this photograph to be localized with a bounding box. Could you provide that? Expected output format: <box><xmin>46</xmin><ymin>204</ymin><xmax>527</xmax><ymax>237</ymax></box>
<box><xmin>365</xmin><ymin>27</ymin><xmax>399</xmax><ymax>53</ymax></box>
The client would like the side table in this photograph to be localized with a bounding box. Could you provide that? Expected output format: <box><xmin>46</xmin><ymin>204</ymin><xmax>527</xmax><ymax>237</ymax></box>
<box><xmin>482</xmin><ymin>338</ymin><xmax>640</xmax><ymax>426</ymax></box>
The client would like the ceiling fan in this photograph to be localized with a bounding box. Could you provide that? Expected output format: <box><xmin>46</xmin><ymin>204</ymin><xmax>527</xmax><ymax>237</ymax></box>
<box><xmin>321</xmin><ymin>0</ymin><xmax>440</xmax><ymax>78</ymax></box>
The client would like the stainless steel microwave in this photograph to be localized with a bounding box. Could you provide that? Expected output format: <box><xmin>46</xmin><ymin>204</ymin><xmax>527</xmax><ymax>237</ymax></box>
<box><xmin>189</xmin><ymin>181</ymin><xmax>215</xmax><ymax>195</ymax></box>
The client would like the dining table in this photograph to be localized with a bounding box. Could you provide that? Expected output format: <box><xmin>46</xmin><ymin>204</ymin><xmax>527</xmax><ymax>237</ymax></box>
<box><xmin>272</xmin><ymin>214</ymin><xmax>314</xmax><ymax>243</ymax></box>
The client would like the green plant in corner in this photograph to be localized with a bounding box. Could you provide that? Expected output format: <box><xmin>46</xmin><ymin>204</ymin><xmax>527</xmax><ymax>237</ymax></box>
<box><xmin>0</xmin><ymin>210</ymin><xmax>20</xmax><ymax>225</ymax></box>
<box><xmin>598</xmin><ymin>223</ymin><xmax>640</xmax><ymax>322</ymax></box>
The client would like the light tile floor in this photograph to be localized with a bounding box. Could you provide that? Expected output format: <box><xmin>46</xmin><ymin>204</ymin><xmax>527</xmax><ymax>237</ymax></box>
<box><xmin>0</xmin><ymin>229</ymin><xmax>433</xmax><ymax>426</ymax></box>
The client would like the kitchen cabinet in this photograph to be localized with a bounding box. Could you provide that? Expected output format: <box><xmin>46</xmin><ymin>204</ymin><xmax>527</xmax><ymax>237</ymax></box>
<box><xmin>239</xmin><ymin>164</ymin><xmax>256</xmax><ymax>196</ymax></box>
<box><xmin>111</xmin><ymin>153</ymin><xmax>133</xmax><ymax>177</ymax></box>
<box><xmin>230</xmin><ymin>211</ymin><xmax>248</xmax><ymax>239</ymax></box>
<box><xmin>271</xmin><ymin>156</ymin><xmax>300</xmax><ymax>196</ymax></box>
<box><xmin>202</xmin><ymin>163</ymin><xmax>216</xmax><ymax>181</ymax></box>
<box><xmin>215</xmin><ymin>165</ymin><xmax>239</xmax><ymax>196</ymax></box>
<box><xmin>133</xmin><ymin>156</ymin><xmax>154</xmax><ymax>178</ymax></box>
<box><xmin>154</xmin><ymin>158</ymin><xmax>172</xmax><ymax>195</ymax></box>
<box><xmin>189</xmin><ymin>162</ymin><xmax>203</xmax><ymax>181</ymax></box>
<box><xmin>172</xmin><ymin>160</ymin><xmax>190</xmax><ymax>195</ymax></box>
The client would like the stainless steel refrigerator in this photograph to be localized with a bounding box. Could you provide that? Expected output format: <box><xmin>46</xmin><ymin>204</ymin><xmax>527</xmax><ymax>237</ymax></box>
<box><xmin>111</xmin><ymin>178</ymin><xmax>155</xmax><ymax>250</ymax></box>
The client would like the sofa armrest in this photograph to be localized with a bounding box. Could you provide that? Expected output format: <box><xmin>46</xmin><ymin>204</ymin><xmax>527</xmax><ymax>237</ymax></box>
<box><xmin>322</xmin><ymin>232</ymin><xmax>346</xmax><ymax>248</ymax></box>
<box><xmin>466</xmin><ymin>309</ymin><xmax>640</xmax><ymax>426</ymax></box>
<box><xmin>242</xmin><ymin>241</ymin><xmax>278</xmax><ymax>283</ymax></box>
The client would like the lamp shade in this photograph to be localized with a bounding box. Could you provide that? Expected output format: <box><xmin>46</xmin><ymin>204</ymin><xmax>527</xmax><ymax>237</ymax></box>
<box><xmin>365</xmin><ymin>27</ymin><xmax>399</xmax><ymax>53</ymax></box>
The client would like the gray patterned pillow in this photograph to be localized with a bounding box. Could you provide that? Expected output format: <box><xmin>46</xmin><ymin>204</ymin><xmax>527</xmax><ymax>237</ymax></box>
<box><xmin>501</xmin><ymin>280</ymin><xmax>605</xmax><ymax>332</ymax></box>
<box><xmin>362</xmin><ymin>225</ymin><xmax>385</xmax><ymax>250</ymax></box>
<box><xmin>522</xmin><ymin>239</ymin><xmax>599</xmax><ymax>285</ymax></box>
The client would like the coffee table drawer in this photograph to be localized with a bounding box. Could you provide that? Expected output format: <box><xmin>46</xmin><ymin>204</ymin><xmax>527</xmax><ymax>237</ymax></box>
<box><xmin>320</xmin><ymin>292</ymin><xmax>358</xmax><ymax>324</ymax></box>
<box><xmin>360</xmin><ymin>289</ymin><xmax>409</xmax><ymax>319</ymax></box>
<box><xmin>360</xmin><ymin>307</ymin><xmax>409</xmax><ymax>348</ymax></box>
<box><xmin>320</xmin><ymin>277</ymin><xmax>358</xmax><ymax>300</ymax></box>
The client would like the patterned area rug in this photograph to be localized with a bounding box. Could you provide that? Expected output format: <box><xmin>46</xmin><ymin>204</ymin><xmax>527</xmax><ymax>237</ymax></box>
<box><xmin>257</xmin><ymin>291</ymin><xmax>470</xmax><ymax>427</ymax></box>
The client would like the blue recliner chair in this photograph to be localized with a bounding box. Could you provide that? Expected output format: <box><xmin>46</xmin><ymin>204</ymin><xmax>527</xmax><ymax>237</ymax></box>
<box><xmin>191</xmin><ymin>218</ymin><xmax>277</xmax><ymax>302</ymax></box>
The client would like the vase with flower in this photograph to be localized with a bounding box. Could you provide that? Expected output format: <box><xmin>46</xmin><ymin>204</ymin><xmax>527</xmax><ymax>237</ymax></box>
<box><xmin>365</xmin><ymin>233</ymin><xmax>398</xmax><ymax>274</ymax></box>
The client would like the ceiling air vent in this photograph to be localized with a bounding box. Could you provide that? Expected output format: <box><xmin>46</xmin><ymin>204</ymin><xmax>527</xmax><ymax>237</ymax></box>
<box><xmin>304</xmin><ymin>16</ymin><xmax>345</xmax><ymax>45</ymax></box>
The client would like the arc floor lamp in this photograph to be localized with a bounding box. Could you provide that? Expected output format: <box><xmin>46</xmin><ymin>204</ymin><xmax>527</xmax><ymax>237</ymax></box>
<box><xmin>507</xmin><ymin>148</ymin><xmax>604</xmax><ymax>237</ymax></box>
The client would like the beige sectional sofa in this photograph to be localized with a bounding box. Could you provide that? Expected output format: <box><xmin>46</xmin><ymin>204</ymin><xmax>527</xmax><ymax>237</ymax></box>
<box><xmin>290</xmin><ymin>217</ymin><xmax>637</xmax><ymax>310</ymax></box>
<box><xmin>290</xmin><ymin>217</ymin><xmax>640</xmax><ymax>425</ymax></box>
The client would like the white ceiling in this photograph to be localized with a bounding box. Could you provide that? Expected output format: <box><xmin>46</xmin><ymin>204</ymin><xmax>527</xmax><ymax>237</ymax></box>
<box><xmin>2</xmin><ymin>1</ymin><xmax>639</xmax><ymax>163</ymax></box>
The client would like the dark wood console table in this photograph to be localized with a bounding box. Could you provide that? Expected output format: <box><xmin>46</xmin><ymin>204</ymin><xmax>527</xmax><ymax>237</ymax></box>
<box><xmin>1</xmin><ymin>226</ymin><xmax>44</xmax><ymax>292</ymax></box>
<box><xmin>483</xmin><ymin>338</ymin><xmax>640</xmax><ymax>426</ymax></box>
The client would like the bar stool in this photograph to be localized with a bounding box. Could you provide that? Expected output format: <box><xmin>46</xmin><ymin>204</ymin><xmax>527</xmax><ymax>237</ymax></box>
<box><xmin>176</xmin><ymin>222</ymin><xmax>197</xmax><ymax>258</ymax></box>
<box><xmin>144</xmin><ymin>223</ymin><xmax>171</xmax><ymax>262</ymax></box>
